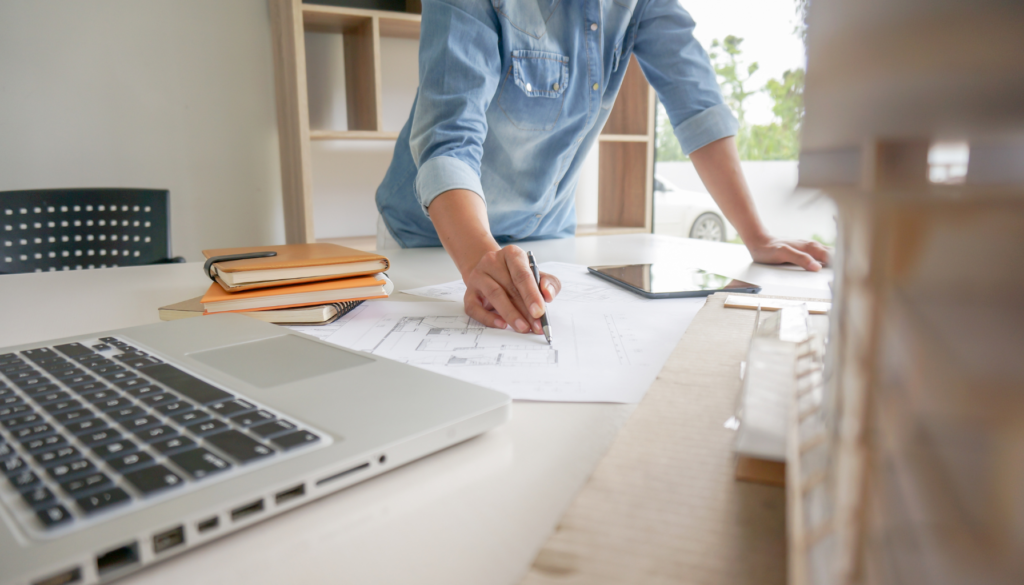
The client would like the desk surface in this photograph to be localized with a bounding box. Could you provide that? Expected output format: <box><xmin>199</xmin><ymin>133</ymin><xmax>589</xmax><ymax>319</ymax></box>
<box><xmin>0</xmin><ymin>235</ymin><xmax>831</xmax><ymax>585</ymax></box>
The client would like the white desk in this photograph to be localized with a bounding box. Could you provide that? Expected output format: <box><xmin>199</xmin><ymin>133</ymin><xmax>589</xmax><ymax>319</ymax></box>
<box><xmin>0</xmin><ymin>235</ymin><xmax>831</xmax><ymax>585</ymax></box>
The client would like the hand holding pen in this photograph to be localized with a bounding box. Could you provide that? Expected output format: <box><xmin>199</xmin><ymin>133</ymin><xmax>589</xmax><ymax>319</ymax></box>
<box><xmin>527</xmin><ymin>251</ymin><xmax>553</xmax><ymax>345</ymax></box>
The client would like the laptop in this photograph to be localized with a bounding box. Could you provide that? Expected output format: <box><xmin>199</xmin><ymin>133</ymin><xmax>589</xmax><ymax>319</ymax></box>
<box><xmin>0</xmin><ymin>314</ymin><xmax>510</xmax><ymax>585</ymax></box>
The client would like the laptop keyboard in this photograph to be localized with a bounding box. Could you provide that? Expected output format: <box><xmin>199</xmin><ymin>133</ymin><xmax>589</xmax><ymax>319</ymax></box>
<box><xmin>0</xmin><ymin>337</ymin><xmax>324</xmax><ymax>535</ymax></box>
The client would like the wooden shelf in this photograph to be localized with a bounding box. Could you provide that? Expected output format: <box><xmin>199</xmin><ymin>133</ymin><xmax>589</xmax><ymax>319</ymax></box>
<box><xmin>309</xmin><ymin>130</ymin><xmax>400</xmax><ymax>141</ymax></box>
<box><xmin>302</xmin><ymin>4</ymin><xmax>420</xmax><ymax>39</ymax></box>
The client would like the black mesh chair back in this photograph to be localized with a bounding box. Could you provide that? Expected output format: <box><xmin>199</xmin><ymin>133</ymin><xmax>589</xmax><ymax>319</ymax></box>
<box><xmin>1</xmin><ymin>188</ymin><xmax>182</xmax><ymax>274</ymax></box>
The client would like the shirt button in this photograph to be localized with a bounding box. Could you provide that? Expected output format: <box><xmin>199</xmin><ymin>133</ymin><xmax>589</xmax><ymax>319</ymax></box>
<box><xmin>592</xmin><ymin>83</ymin><xmax>599</xmax><ymax>91</ymax></box>
<box><xmin>525</xmin><ymin>82</ymin><xmax>532</xmax><ymax>92</ymax></box>
<box><xmin>552</xmin><ymin>83</ymin><xmax>559</xmax><ymax>91</ymax></box>
<box><xmin>590</xmin><ymin>23</ymin><xmax>598</xmax><ymax>31</ymax></box>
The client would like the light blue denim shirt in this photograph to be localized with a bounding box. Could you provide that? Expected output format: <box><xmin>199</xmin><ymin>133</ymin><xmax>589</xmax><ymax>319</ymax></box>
<box><xmin>376</xmin><ymin>0</ymin><xmax>738</xmax><ymax>248</ymax></box>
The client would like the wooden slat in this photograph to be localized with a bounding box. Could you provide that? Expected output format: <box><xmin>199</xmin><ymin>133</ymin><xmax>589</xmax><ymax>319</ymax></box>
<box><xmin>597</xmin><ymin>134</ymin><xmax>650</xmax><ymax>142</ymax></box>
<box><xmin>602</xmin><ymin>56</ymin><xmax>650</xmax><ymax>136</ymax></box>
<box><xmin>342</xmin><ymin>18</ymin><xmax>380</xmax><ymax>131</ymax></box>
<box><xmin>521</xmin><ymin>294</ymin><xmax>788</xmax><ymax>585</ymax></box>
<box><xmin>597</xmin><ymin>141</ymin><xmax>648</xmax><ymax>228</ymax></box>
<box><xmin>269</xmin><ymin>0</ymin><xmax>315</xmax><ymax>244</ymax></box>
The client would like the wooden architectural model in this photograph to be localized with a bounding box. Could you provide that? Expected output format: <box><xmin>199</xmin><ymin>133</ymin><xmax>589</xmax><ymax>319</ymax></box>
<box><xmin>792</xmin><ymin>1</ymin><xmax>1024</xmax><ymax>583</ymax></box>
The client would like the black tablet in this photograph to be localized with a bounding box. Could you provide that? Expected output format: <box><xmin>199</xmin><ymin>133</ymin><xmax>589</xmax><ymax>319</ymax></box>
<box><xmin>587</xmin><ymin>264</ymin><xmax>761</xmax><ymax>299</ymax></box>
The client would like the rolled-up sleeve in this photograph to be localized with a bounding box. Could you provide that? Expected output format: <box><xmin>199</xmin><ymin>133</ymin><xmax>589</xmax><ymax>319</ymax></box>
<box><xmin>631</xmin><ymin>0</ymin><xmax>739</xmax><ymax>155</ymax></box>
<box><xmin>410</xmin><ymin>0</ymin><xmax>502</xmax><ymax>215</ymax></box>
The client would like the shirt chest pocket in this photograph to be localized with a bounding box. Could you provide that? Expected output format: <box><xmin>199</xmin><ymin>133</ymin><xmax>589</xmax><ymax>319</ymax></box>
<box><xmin>497</xmin><ymin>50</ymin><xmax>569</xmax><ymax>131</ymax></box>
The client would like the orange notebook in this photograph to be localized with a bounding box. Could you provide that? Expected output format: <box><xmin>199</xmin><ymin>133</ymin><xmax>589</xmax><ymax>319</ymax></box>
<box><xmin>200</xmin><ymin>274</ymin><xmax>388</xmax><ymax>314</ymax></box>
<box><xmin>202</xmin><ymin>243</ymin><xmax>390</xmax><ymax>292</ymax></box>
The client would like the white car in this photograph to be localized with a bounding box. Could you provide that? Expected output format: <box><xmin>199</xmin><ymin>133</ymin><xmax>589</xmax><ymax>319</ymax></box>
<box><xmin>652</xmin><ymin>174</ymin><xmax>736</xmax><ymax>242</ymax></box>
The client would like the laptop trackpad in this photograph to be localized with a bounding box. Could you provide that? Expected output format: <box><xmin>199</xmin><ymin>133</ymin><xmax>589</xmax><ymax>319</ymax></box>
<box><xmin>188</xmin><ymin>334</ymin><xmax>372</xmax><ymax>388</ymax></box>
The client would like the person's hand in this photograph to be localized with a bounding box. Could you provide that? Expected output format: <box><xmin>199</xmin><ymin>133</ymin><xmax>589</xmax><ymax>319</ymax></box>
<box><xmin>462</xmin><ymin>245</ymin><xmax>561</xmax><ymax>333</ymax></box>
<box><xmin>747</xmin><ymin>237</ymin><xmax>832</xmax><ymax>272</ymax></box>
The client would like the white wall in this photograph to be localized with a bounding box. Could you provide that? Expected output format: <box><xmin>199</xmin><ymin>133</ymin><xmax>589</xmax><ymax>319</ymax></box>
<box><xmin>0</xmin><ymin>0</ymin><xmax>284</xmax><ymax>261</ymax></box>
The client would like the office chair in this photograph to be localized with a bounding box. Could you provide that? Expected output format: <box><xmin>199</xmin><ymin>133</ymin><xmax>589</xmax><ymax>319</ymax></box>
<box><xmin>0</xmin><ymin>188</ymin><xmax>186</xmax><ymax>274</ymax></box>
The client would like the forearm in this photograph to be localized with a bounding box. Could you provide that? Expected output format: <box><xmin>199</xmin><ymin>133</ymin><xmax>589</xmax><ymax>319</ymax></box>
<box><xmin>688</xmin><ymin>136</ymin><xmax>770</xmax><ymax>247</ymax></box>
<box><xmin>427</xmin><ymin>189</ymin><xmax>501</xmax><ymax>276</ymax></box>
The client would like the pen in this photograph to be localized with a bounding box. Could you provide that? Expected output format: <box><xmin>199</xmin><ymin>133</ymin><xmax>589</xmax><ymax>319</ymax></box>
<box><xmin>526</xmin><ymin>251</ymin><xmax>552</xmax><ymax>345</ymax></box>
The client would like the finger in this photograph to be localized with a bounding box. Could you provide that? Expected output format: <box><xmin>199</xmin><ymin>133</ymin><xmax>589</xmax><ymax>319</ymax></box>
<box><xmin>539</xmin><ymin>273</ymin><xmax>561</xmax><ymax>302</ymax></box>
<box><xmin>791</xmin><ymin>240</ymin><xmax>832</xmax><ymax>266</ymax></box>
<box><xmin>503</xmin><ymin>247</ymin><xmax>546</xmax><ymax>319</ymax></box>
<box><xmin>780</xmin><ymin>244</ymin><xmax>821</xmax><ymax>271</ymax></box>
<box><xmin>477</xmin><ymin>273</ymin><xmax>532</xmax><ymax>333</ymax></box>
<box><xmin>464</xmin><ymin>293</ymin><xmax>506</xmax><ymax>330</ymax></box>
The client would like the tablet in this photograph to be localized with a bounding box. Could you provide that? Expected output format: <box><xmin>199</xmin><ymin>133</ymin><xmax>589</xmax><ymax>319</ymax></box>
<box><xmin>587</xmin><ymin>264</ymin><xmax>761</xmax><ymax>299</ymax></box>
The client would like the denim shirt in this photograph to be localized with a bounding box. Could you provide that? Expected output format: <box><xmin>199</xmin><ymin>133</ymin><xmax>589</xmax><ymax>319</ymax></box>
<box><xmin>376</xmin><ymin>0</ymin><xmax>738</xmax><ymax>248</ymax></box>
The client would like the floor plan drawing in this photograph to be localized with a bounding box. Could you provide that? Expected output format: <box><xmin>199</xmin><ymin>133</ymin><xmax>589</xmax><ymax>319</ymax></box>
<box><xmin>300</xmin><ymin>298</ymin><xmax>704</xmax><ymax>403</ymax></box>
<box><xmin>370</xmin><ymin>315</ymin><xmax>559</xmax><ymax>368</ymax></box>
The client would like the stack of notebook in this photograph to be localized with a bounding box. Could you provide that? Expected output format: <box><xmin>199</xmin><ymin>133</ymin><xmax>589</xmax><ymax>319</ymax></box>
<box><xmin>160</xmin><ymin>243</ymin><xmax>392</xmax><ymax>325</ymax></box>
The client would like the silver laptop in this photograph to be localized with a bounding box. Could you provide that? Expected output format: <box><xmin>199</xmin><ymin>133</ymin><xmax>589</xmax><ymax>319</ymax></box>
<box><xmin>0</xmin><ymin>314</ymin><xmax>510</xmax><ymax>585</ymax></box>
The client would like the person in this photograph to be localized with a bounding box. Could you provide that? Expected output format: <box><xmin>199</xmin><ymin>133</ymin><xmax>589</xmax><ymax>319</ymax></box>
<box><xmin>375</xmin><ymin>0</ymin><xmax>830</xmax><ymax>337</ymax></box>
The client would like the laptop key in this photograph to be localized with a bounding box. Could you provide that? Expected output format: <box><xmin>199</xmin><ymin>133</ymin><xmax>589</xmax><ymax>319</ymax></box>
<box><xmin>37</xmin><ymin>504</ymin><xmax>73</xmax><ymax>528</ymax></box>
<box><xmin>230</xmin><ymin>410</ymin><xmax>275</xmax><ymax>428</ymax></box>
<box><xmin>155</xmin><ymin>400</ymin><xmax>193</xmax><ymax>416</ymax></box>
<box><xmin>42</xmin><ymin>399</ymin><xmax>82</xmax><ymax>415</ymax></box>
<box><xmin>125</xmin><ymin>384</ymin><xmax>161</xmax><ymax>397</ymax></box>
<box><xmin>21</xmin><ymin>348</ymin><xmax>56</xmax><ymax>361</ymax></box>
<box><xmin>60</xmin><ymin>472</ymin><xmax>111</xmax><ymax>496</ymax></box>
<box><xmin>0</xmin><ymin>404</ymin><xmax>33</xmax><ymax>420</ymax></box>
<box><xmin>52</xmin><ymin>408</ymin><xmax>94</xmax><ymax>425</ymax></box>
<box><xmin>47</xmin><ymin>458</ymin><xmax>97</xmax><ymax>481</ymax></box>
<box><xmin>139</xmin><ymin>393</ymin><xmax>175</xmax><ymax>408</ymax></box>
<box><xmin>0</xmin><ymin>353</ymin><xmax>20</xmax><ymax>366</ymax></box>
<box><xmin>25</xmin><ymin>383</ymin><xmax>61</xmax><ymax>397</ymax></box>
<box><xmin>250</xmin><ymin>420</ymin><xmax>297</xmax><ymax>439</ymax></box>
<box><xmin>35</xmin><ymin>446</ymin><xmax>80</xmax><ymax>467</ymax></box>
<box><xmin>109</xmin><ymin>406</ymin><xmax>145</xmax><ymax>422</ymax></box>
<box><xmin>91</xmin><ymin>343</ymin><xmax>111</xmax><ymax>351</ymax></box>
<box><xmin>113</xmin><ymin>351</ymin><xmax>149</xmax><ymax>361</ymax></box>
<box><xmin>96</xmin><ymin>397</ymin><xmax>133</xmax><ymax>412</ymax></box>
<box><xmin>22</xmin><ymin>434</ymin><xmax>68</xmax><ymax>453</ymax></box>
<box><xmin>77</xmin><ymin>487</ymin><xmax>131</xmax><ymax>515</ymax></box>
<box><xmin>107</xmin><ymin>451</ymin><xmax>155</xmax><ymax>474</ymax></box>
<box><xmin>14</xmin><ymin>423</ymin><xmax>56</xmax><ymax>441</ymax></box>
<box><xmin>122</xmin><ymin>415</ymin><xmax>161</xmax><ymax>433</ymax></box>
<box><xmin>22</xmin><ymin>485</ymin><xmax>57</xmax><ymax>508</ymax></box>
<box><xmin>209</xmin><ymin>399</ymin><xmax>256</xmax><ymax>418</ymax></box>
<box><xmin>10</xmin><ymin>469</ymin><xmax>41</xmax><ymax>490</ymax></box>
<box><xmin>93</xmin><ymin>439</ymin><xmax>138</xmax><ymax>460</ymax></box>
<box><xmin>92</xmin><ymin>365</ymin><xmax>126</xmax><ymax>377</ymax></box>
<box><xmin>123</xmin><ymin>464</ymin><xmax>184</xmax><ymax>496</ymax></box>
<box><xmin>205</xmin><ymin>430</ymin><xmax>274</xmax><ymax>464</ymax></box>
<box><xmin>51</xmin><ymin>367</ymin><xmax>86</xmax><ymax>380</ymax></box>
<box><xmin>63</xmin><ymin>374</ymin><xmax>97</xmax><ymax>387</ymax></box>
<box><xmin>116</xmin><ymin>378</ymin><xmax>150</xmax><ymax>390</ymax></box>
<box><xmin>170</xmin><ymin>410</ymin><xmax>209</xmax><ymax>426</ymax></box>
<box><xmin>122</xmin><ymin>357</ymin><xmax>161</xmax><ymax>368</ymax></box>
<box><xmin>151</xmin><ymin>436</ymin><xmax>197</xmax><ymax>455</ymax></box>
<box><xmin>12</xmin><ymin>374</ymin><xmax>49</xmax><ymax>389</ymax></box>
<box><xmin>83</xmin><ymin>389</ymin><xmax>122</xmax><ymax>404</ymax></box>
<box><xmin>185</xmin><ymin>419</ymin><xmax>228</xmax><ymax>436</ymax></box>
<box><xmin>84</xmin><ymin>358</ymin><xmax>115</xmax><ymax>370</ymax></box>
<box><xmin>101</xmin><ymin>371</ymin><xmax>136</xmax><ymax>383</ymax></box>
<box><xmin>33</xmin><ymin>390</ymin><xmax>72</xmax><ymax>405</ymax></box>
<box><xmin>80</xmin><ymin>428</ymin><xmax>122</xmax><ymax>448</ymax></box>
<box><xmin>0</xmin><ymin>442</ymin><xmax>14</xmax><ymax>460</ymax></box>
<box><xmin>138</xmin><ymin>364</ymin><xmax>233</xmax><ymax>405</ymax></box>
<box><xmin>136</xmin><ymin>425</ymin><xmax>177</xmax><ymax>443</ymax></box>
<box><xmin>2</xmin><ymin>456</ymin><xmax>29</xmax><ymax>476</ymax></box>
<box><xmin>0</xmin><ymin>395</ymin><xmax>24</xmax><ymax>408</ymax></box>
<box><xmin>271</xmin><ymin>430</ymin><xmax>321</xmax><ymax>451</ymax></box>
<box><xmin>3</xmin><ymin>413</ymin><xmax>44</xmax><ymax>430</ymax></box>
<box><xmin>66</xmin><ymin>418</ymin><xmax>107</xmax><ymax>436</ymax></box>
<box><xmin>72</xmin><ymin>382</ymin><xmax>110</xmax><ymax>396</ymax></box>
<box><xmin>53</xmin><ymin>343</ymin><xmax>94</xmax><ymax>358</ymax></box>
<box><xmin>1</xmin><ymin>362</ymin><xmax>33</xmax><ymax>374</ymax></box>
<box><xmin>169</xmin><ymin>448</ymin><xmax>232</xmax><ymax>479</ymax></box>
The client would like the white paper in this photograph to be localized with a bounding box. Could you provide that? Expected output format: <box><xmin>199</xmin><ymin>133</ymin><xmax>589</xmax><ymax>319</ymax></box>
<box><xmin>292</xmin><ymin>298</ymin><xmax>703</xmax><ymax>403</ymax></box>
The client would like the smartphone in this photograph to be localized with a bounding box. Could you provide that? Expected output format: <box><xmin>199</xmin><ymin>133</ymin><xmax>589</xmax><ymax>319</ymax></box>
<box><xmin>587</xmin><ymin>264</ymin><xmax>761</xmax><ymax>299</ymax></box>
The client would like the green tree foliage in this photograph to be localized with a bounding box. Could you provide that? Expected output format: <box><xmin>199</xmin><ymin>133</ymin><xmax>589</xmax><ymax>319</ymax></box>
<box><xmin>655</xmin><ymin>20</ymin><xmax>807</xmax><ymax>162</ymax></box>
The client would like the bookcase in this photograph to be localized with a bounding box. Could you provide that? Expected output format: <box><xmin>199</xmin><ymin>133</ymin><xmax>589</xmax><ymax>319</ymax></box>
<box><xmin>268</xmin><ymin>0</ymin><xmax>656</xmax><ymax>246</ymax></box>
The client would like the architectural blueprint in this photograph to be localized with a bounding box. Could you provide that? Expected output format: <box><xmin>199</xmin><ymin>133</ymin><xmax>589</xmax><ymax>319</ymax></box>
<box><xmin>295</xmin><ymin>296</ymin><xmax>704</xmax><ymax>403</ymax></box>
